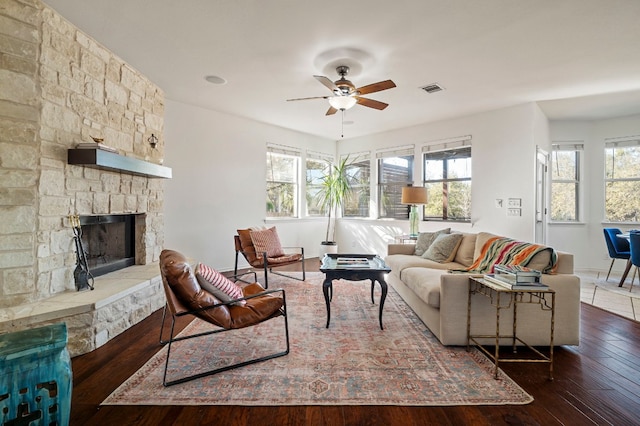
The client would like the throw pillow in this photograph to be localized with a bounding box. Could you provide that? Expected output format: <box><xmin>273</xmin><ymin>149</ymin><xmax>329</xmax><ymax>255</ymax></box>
<box><xmin>250</xmin><ymin>226</ymin><xmax>285</xmax><ymax>258</ymax></box>
<box><xmin>195</xmin><ymin>263</ymin><xmax>246</xmax><ymax>306</ymax></box>
<box><xmin>414</xmin><ymin>228</ymin><xmax>451</xmax><ymax>256</ymax></box>
<box><xmin>421</xmin><ymin>232</ymin><xmax>464</xmax><ymax>263</ymax></box>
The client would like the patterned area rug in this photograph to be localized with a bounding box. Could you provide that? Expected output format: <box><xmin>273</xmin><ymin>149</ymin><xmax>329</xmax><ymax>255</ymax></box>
<box><xmin>102</xmin><ymin>272</ymin><xmax>532</xmax><ymax>406</ymax></box>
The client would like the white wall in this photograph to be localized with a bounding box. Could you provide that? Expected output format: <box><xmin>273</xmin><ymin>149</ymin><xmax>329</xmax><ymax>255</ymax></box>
<box><xmin>334</xmin><ymin>103</ymin><xmax>547</xmax><ymax>255</ymax></box>
<box><xmin>548</xmin><ymin>114</ymin><xmax>640</xmax><ymax>273</ymax></box>
<box><xmin>164</xmin><ymin>100</ymin><xmax>333</xmax><ymax>271</ymax></box>
<box><xmin>163</xmin><ymin>97</ymin><xmax>639</xmax><ymax>275</ymax></box>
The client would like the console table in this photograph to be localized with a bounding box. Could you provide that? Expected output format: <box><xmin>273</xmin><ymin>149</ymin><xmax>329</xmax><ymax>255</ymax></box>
<box><xmin>467</xmin><ymin>276</ymin><xmax>555</xmax><ymax>380</ymax></box>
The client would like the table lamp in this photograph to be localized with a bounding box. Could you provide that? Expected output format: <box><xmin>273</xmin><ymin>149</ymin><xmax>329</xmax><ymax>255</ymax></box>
<box><xmin>401</xmin><ymin>186</ymin><xmax>428</xmax><ymax>238</ymax></box>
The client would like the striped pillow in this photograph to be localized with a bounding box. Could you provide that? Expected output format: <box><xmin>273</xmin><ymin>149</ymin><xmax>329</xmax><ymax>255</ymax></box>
<box><xmin>250</xmin><ymin>226</ymin><xmax>285</xmax><ymax>258</ymax></box>
<box><xmin>195</xmin><ymin>263</ymin><xmax>246</xmax><ymax>306</ymax></box>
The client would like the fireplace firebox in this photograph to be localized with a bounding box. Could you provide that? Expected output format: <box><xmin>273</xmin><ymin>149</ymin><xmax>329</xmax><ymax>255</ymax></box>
<box><xmin>79</xmin><ymin>214</ymin><xmax>137</xmax><ymax>277</ymax></box>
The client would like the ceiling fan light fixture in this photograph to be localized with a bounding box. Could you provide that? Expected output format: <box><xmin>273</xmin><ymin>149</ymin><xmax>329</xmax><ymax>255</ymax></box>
<box><xmin>328</xmin><ymin>96</ymin><xmax>357</xmax><ymax>110</ymax></box>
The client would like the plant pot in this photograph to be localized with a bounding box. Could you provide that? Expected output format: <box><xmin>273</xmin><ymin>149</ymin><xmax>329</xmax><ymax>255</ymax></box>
<box><xmin>319</xmin><ymin>241</ymin><xmax>338</xmax><ymax>258</ymax></box>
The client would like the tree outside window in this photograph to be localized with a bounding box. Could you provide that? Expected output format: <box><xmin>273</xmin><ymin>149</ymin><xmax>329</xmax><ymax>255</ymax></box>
<box><xmin>551</xmin><ymin>143</ymin><xmax>581</xmax><ymax>222</ymax></box>
<box><xmin>306</xmin><ymin>157</ymin><xmax>331</xmax><ymax>216</ymax></box>
<box><xmin>605</xmin><ymin>140</ymin><xmax>640</xmax><ymax>222</ymax></box>
<box><xmin>423</xmin><ymin>147</ymin><xmax>471</xmax><ymax>221</ymax></box>
<box><xmin>343</xmin><ymin>158</ymin><xmax>370</xmax><ymax>217</ymax></box>
<box><xmin>266</xmin><ymin>150</ymin><xmax>299</xmax><ymax>217</ymax></box>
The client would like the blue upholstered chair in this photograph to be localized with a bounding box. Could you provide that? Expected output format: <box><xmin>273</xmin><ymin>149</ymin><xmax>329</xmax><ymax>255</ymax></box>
<box><xmin>628</xmin><ymin>231</ymin><xmax>640</xmax><ymax>291</ymax></box>
<box><xmin>603</xmin><ymin>228</ymin><xmax>631</xmax><ymax>281</ymax></box>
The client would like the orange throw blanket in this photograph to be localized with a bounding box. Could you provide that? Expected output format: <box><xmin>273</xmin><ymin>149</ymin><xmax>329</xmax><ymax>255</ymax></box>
<box><xmin>464</xmin><ymin>236</ymin><xmax>558</xmax><ymax>274</ymax></box>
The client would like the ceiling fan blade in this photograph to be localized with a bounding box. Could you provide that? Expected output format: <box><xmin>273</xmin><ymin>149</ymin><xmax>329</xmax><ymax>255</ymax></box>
<box><xmin>314</xmin><ymin>75</ymin><xmax>339</xmax><ymax>93</ymax></box>
<box><xmin>325</xmin><ymin>106</ymin><xmax>338</xmax><ymax>116</ymax></box>
<box><xmin>286</xmin><ymin>96</ymin><xmax>330</xmax><ymax>101</ymax></box>
<box><xmin>356</xmin><ymin>97</ymin><xmax>389</xmax><ymax>110</ymax></box>
<box><xmin>356</xmin><ymin>80</ymin><xmax>396</xmax><ymax>95</ymax></box>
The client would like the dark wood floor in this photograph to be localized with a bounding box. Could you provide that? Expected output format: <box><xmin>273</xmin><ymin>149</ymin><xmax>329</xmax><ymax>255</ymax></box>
<box><xmin>71</xmin><ymin>259</ymin><xmax>640</xmax><ymax>425</ymax></box>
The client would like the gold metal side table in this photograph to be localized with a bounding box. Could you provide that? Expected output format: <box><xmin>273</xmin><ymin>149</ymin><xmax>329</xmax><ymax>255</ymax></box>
<box><xmin>467</xmin><ymin>276</ymin><xmax>555</xmax><ymax>380</ymax></box>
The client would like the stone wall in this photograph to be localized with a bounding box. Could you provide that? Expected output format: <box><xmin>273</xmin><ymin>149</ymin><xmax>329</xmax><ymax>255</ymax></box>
<box><xmin>0</xmin><ymin>0</ymin><xmax>166</xmax><ymax>309</ymax></box>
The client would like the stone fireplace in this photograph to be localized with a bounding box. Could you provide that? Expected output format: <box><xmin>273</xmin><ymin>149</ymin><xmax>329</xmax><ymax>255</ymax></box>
<box><xmin>0</xmin><ymin>2</ymin><xmax>168</xmax><ymax>356</ymax></box>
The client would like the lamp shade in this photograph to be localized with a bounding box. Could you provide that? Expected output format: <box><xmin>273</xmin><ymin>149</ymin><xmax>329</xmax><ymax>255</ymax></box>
<box><xmin>401</xmin><ymin>186</ymin><xmax>428</xmax><ymax>205</ymax></box>
<box><xmin>328</xmin><ymin>96</ymin><xmax>357</xmax><ymax>111</ymax></box>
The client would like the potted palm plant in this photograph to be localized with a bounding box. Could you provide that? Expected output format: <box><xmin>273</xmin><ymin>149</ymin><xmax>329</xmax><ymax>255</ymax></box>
<box><xmin>316</xmin><ymin>156</ymin><xmax>353</xmax><ymax>256</ymax></box>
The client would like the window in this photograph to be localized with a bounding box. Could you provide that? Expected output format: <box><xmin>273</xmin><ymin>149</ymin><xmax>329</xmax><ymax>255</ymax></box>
<box><xmin>306</xmin><ymin>152</ymin><xmax>333</xmax><ymax>216</ymax></box>
<box><xmin>422</xmin><ymin>144</ymin><xmax>471</xmax><ymax>221</ymax></box>
<box><xmin>377</xmin><ymin>148</ymin><xmax>414</xmax><ymax>219</ymax></box>
<box><xmin>266</xmin><ymin>145</ymin><xmax>300</xmax><ymax>218</ymax></box>
<box><xmin>342</xmin><ymin>155</ymin><xmax>371</xmax><ymax>217</ymax></box>
<box><xmin>551</xmin><ymin>143</ymin><xmax>582</xmax><ymax>221</ymax></box>
<box><xmin>605</xmin><ymin>138</ymin><xmax>640</xmax><ymax>222</ymax></box>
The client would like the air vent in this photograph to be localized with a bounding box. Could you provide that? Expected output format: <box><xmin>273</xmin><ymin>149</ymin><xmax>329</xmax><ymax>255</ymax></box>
<box><xmin>421</xmin><ymin>83</ymin><xmax>444</xmax><ymax>94</ymax></box>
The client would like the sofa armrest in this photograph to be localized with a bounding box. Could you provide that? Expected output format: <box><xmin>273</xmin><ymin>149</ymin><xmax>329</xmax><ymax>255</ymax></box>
<box><xmin>555</xmin><ymin>251</ymin><xmax>574</xmax><ymax>274</ymax></box>
<box><xmin>388</xmin><ymin>244</ymin><xmax>416</xmax><ymax>256</ymax></box>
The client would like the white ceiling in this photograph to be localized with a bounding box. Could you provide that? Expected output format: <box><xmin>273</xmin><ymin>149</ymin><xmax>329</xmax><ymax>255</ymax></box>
<box><xmin>43</xmin><ymin>0</ymin><xmax>640</xmax><ymax>140</ymax></box>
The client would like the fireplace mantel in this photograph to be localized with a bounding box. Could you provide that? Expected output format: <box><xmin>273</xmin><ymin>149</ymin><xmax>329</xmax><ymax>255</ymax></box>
<box><xmin>68</xmin><ymin>149</ymin><xmax>172</xmax><ymax>179</ymax></box>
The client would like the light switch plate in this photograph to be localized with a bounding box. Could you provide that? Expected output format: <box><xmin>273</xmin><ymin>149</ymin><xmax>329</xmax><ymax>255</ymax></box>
<box><xmin>507</xmin><ymin>208</ymin><xmax>521</xmax><ymax>216</ymax></box>
<box><xmin>507</xmin><ymin>198</ymin><xmax>521</xmax><ymax>207</ymax></box>
<box><xmin>495</xmin><ymin>199</ymin><xmax>503</xmax><ymax>208</ymax></box>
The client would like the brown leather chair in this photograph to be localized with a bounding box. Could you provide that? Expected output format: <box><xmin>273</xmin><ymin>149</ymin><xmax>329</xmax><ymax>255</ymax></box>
<box><xmin>158</xmin><ymin>249</ymin><xmax>289</xmax><ymax>386</ymax></box>
<box><xmin>234</xmin><ymin>228</ymin><xmax>305</xmax><ymax>288</ymax></box>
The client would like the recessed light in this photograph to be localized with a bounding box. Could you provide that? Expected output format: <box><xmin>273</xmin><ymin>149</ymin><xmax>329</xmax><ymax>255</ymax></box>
<box><xmin>205</xmin><ymin>75</ymin><xmax>227</xmax><ymax>85</ymax></box>
<box><xmin>343</xmin><ymin>120</ymin><xmax>354</xmax><ymax>125</ymax></box>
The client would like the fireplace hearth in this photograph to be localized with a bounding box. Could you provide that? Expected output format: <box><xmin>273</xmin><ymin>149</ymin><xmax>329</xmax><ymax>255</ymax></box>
<box><xmin>79</xmin><ymin>214</ymin><xmax>138</xmax><ymax>277</ymax></box>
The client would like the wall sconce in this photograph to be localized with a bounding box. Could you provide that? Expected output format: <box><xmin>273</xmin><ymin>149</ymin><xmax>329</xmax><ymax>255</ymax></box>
<box><xmin>148</xmin><ymin>134</ymin><xmax>158</xmax><ymax>149</ymax></box>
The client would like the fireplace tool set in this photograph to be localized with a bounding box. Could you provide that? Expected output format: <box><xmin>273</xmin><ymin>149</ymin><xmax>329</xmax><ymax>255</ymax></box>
<box><xmin>69</xmin><ymin>215</ymin><xmax>94</xmax><ymax>291</ymax></box>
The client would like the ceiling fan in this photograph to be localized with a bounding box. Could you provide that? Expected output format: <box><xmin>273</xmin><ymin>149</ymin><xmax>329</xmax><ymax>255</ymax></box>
<box><xmin>287</xmin><ymin>66</ymin><xmax>396</xmax><ymax>115</ymax></box>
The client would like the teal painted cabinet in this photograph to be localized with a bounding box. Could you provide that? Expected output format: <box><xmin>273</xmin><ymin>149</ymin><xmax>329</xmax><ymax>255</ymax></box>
<box><xmin>0</xmin><ymin>323</ymin><xmax>72</xmax><ymax>426</ymax></box>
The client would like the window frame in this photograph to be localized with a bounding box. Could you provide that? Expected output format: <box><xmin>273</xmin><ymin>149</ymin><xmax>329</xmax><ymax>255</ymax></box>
<box><xmin>342</xmin><ymin>154</ymin><xmax>371</xmax><ymax>218</ymax></box>
<box><xmin>421</xmin><ymin>143</ymin><xmax>472</xmax><ymax>222</ymax></box>
<box><xmin>550</xmin><ymin>142</ymin><xmax>583</xmax><ymax>222</ymax></box>
<box><xmin>376</xmin><ymin>147</ymin><xmax>415</xmax><ymax>219</ymax></box>
<box><xmin>305</xmin><ymin>151</ymin><xmax>333</xmax><ymax>217</ymax></box>
<box><xmin>266</xmin><ymin>145</ymin><xmax>301</xmax><ymax>218</ymax></box>
<box><xmin>604</xmin><ymin>138</ymin><xmax>640</xmax><ymax>223</ymax></box>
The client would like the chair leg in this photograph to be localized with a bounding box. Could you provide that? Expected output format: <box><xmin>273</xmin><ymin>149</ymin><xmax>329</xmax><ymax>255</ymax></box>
<box><xmin>234</xmin><ymin>250</ymin><xmax>240</xmax><ymax>276</ymax></box>
<box><xmin>591</xmin><ymin>285</ymin><xmax>598</xmax><ymax>305</ymax></box>
<box><xmin>159</xmin><ymin>304</ymin><xmax>169</xmax><ymax>345</ymax></box>
<box><xmin>606</xmin><ymin>259</ymin><xmax>615</xmax><ymax>281</ymax></box>
<box><xmin>630</xmin><ymin>266</ymin><xmax>638</xmax><ymax>292</ymax></box>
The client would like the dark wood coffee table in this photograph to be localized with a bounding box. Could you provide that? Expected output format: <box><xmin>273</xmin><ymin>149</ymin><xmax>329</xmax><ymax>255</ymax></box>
<box><xmin>319</xmin><ymin>253</ymin><xmax>391</xmax><ymax>329</ymax></box>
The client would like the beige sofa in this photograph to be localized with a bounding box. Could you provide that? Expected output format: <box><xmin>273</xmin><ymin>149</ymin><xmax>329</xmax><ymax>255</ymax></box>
<box><xmin>385</xmin><ymin>232</ymin><xmax>580</xmax><ymax>346</ymax></box>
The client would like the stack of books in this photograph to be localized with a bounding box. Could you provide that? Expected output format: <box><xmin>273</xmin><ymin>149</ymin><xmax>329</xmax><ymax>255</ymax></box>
<box><xmin>336</xmin><ymin>257</ymin><xmax>370</xmax><ymax>268</ymax></box>
<box><xmin>484</xmin><ymin>264</ymin><xmax>548</xmax><ymax>290</ymax></box>
<box><xmin>75</xmin><ymin>142</ymin><xmax>117</xmax><ymax>153</ymax></box>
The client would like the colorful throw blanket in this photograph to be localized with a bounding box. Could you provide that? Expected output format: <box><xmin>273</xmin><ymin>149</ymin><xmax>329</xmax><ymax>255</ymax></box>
<box><xmin>462</xmin><ymin>236</ymin><xmax>558</xmax><ymax>274</ymax></box>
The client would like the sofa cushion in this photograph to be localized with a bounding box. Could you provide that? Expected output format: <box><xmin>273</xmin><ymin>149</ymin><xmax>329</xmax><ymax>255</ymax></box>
<box><xmin>385</xmin><ymin>254</ymin><xmax>465</xmax><ymax>274</ymax></box>
<box><xmin>453</xmin><ymin>233</ymin><xmax>477</xmax><ymax>267</ymax></box>
<box><xmin>401</xmin><ymin>267</ymin><xmax>446</xmax><ymax>308</ymax></box>
<box><xmin>414</xmin><ymin>228</ymin><xmax>450</xmax><ymax>256</ymax></box>
<box><xmin>524</xmin><ymin>250</ymin><xmax>552</xmax><ymax>272</ymax></box>
<box><xmin>422</xmin><ymin>233</ymin><xmax>464</xmax><ymax>262</ymax></box>
<box><xmin>473</xmin><ymin>232</ymin><xmax>500</xmax><ymax>260</ymax></box>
